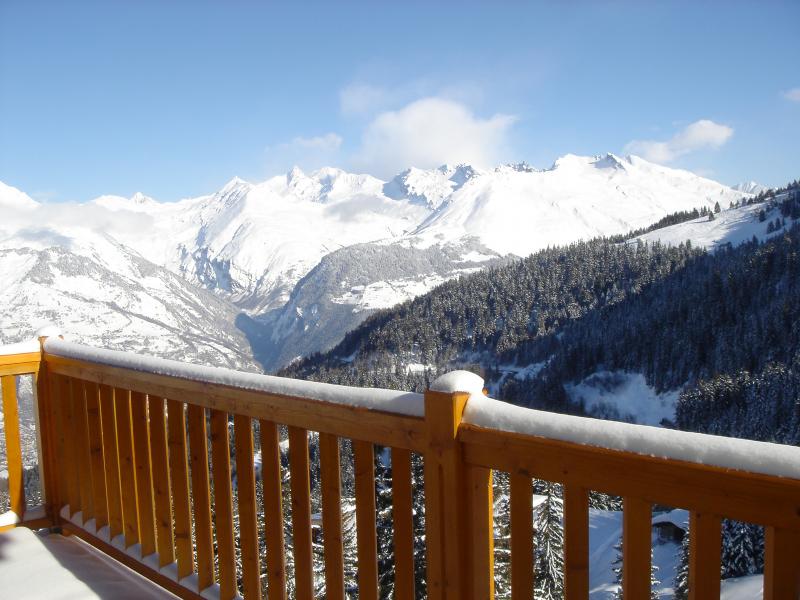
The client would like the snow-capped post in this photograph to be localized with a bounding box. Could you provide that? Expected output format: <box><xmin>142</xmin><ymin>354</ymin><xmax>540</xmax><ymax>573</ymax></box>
<box><xmin>424</xmin><ymin>370</ymin><xmax>492</xmax><ymax>600</ymax></box>
<box><xmin>35</xmin><ymin>325</ymin><xmax>63</xmax><ymax>526</ymax></box>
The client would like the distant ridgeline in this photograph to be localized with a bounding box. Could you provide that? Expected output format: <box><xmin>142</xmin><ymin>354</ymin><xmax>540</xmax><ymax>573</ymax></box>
<box><xmin>281</xmin><ymin>179</ymin><xmax>800</xmax><ymax>444</ymax></box>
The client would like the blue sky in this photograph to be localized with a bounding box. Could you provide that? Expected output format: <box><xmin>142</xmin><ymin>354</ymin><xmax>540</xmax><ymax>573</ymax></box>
<box><xmin>1</xmin><ymin>1</ymin><xmax>798</xmax><ymax>202</ymax></box>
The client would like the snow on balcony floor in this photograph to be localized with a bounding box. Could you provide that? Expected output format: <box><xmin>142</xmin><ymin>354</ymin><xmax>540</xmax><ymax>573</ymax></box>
<box><xmin>0</xmin><ymin>527</ymin><xmax>176</xmax><ymax>599</ymax></box>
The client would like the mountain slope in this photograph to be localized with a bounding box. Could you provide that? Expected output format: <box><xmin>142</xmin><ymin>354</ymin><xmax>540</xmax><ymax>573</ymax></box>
<box><xmin>0</xmin><ymin>154</ymin><xmax>756</xmax><ymax>369</ymax></box>
<box><xmin>0</xmin><ymin>243</ymin><xmax>258</xmax><ymax>369</ymax></box>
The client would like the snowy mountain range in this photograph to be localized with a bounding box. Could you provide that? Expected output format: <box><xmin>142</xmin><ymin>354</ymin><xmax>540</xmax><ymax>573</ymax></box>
<box><xmin>1</xmin><ymin>155</ymin><xmax>752</xmax><ymax>369</ymax></box>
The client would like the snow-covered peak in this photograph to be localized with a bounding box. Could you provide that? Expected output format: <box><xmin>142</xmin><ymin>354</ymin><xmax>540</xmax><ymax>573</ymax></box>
<box><xmin>497</xmin><ymin>162</ymin><xmax>539</xmax><ymax>173</ymax></box>
<box><xmin>383</xmin><ymin>163</ymin><xmax>480</xmax><ymax>209</ymax></box>
<box><xmin>0</xmin><ymin>181</ymin><xmax>39</xmax><ymax>210</ymax></box>
<box><xmin>732</xmin><ymin>181</ymin><xmax>767</xmax><ymax>195</ymax></box>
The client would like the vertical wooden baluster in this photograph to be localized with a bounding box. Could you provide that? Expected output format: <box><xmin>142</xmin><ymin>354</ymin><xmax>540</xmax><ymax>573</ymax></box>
<box><xmin>764</xmin><ymin>526</ymin><xmax>800</xmax><ymax>600</ymax></box>
<box><xmin>392</xmin><ymin>448</ymin><xmax>415</xmax><ymax>600</ymax></box>
<box><xmin>353</xmin><ymin>440</ymin><xmax>379</xmax><ymax>600</ymax></box>
<box><xmin>688</xmin><ymin>511</ymin><xmax>721</xmax><ymax>599</ymax></box>
<box><xmin>59</xmin><ymin>376</ymin><xmax>81</xmax><ymax>518</ymax></box>
<box><xmin>46</xmin><ymin>373</ymin><xmax>67</xmax><ymax>519</ymax></box>
<box><xmin>320</xmin><ymin>433</ymin><xmax>345</xmax><ymax>600</ymax></box>
<box><xmin>188</xmin><ymin>404</ymin><xmax>214</xmax><ymax>592</ymax></box>
<box><xmin>84</xmin><ymin>381</ymin><xmax>108</xmax><ymax>531</ymax></box>
<box><xmin>98</xmin><ymin>385</ymin><xmax>123</xmax><ymax>539</ymax></box>
<box><xmin>1</xmin><ymin>375</ymin><xmax>24</xmax><ymax>519</ymax></box>
<box><xmin>234</xmin><ymin>414</ymin><xmax>261</xmax><ymax>600</ymax></box>
<box><xmin>72</xmin><ymin>379</ymin><xmax>94</xmax><ymax>523</ymax></box>
<box><xmin>564</xmin><ymin>484</ymin><xmax>590</xmax><ymax>599</ymax></box>
<box><xmin>288</xmin><ymin>426</ymin><xmax>314</xmax><ymax>600</ymax></box>
<box><xmin>622</xmin><ymin>497</ymin><xmax>652</xmax><ymax>599</ymax></box>
<box><xmin>467</xmin><ymin>465</ymin><xmax>494</xmax><ymax>600</ymax></box>
<box><xmin>510</xmin><ymin>473</ymin><xmax>533</xmax><ymax>600</ymax></box>
<box><xmin>131</xmin><ymin>391</ymin><xmax>156</xmax><ymax>557</ymax></box>
<box><xmin>210</xmin><ymin>409</ymin><xmax>236</xmax><ymax>600</ymax></box>
<box><xmin>168</xmin><ymin>400</ymin><xmax>193</xmax><ymax>580</ymax></box>
<box><xmin>259</xmin><ymin>419</ymin><xmax>287</xmax><ymax>600</ymax></box>
<box><xmin>115</xmin><ymin>388</ymin><xmax>139</xmax><ymax>547</ymax></box>
<box><xmin>148</xmin><ymin>395</ymin><xmax>174</xmax><ymax>566</ymax></box>
<box><xmin>36</xmin><ymin>357</ymin><xmax>62</xmax><ymax>524</ymax></box>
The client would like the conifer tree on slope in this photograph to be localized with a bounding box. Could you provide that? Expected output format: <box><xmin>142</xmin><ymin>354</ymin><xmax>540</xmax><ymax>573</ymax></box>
<box><xmin>534</xmin><ymin>481</ymin><xmax>564</xmax><ymax>599</ymax></box>
<box><xmin>610</xmin><ymin>536</ymin><xmax>660</xmax><ymax>599</ymax></box>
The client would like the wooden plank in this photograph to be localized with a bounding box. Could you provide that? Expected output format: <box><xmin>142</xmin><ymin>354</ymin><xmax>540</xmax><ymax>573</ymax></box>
<box><xmin>168</xmin><ymin>399</ymin><xmax>194</xmax><ymax>580</ymax></box>
<box><xmin>288</xmin><ymin>426</ymin><xmax>314</xmax><ymax>600</ymax></box>
<box><xmin>563</xmin><ymin>484</ymin><xmax>590</xmax><ymax>599</ymax></box>
<box><xmin>99</xmin><ymin>384</ymin><xmax>123</xmax><ymax>539</ymax></box>
<box><xmin>459</xmin><ymin>424</ymin><xmax>800</xmax><ymax>531</ymax></box>
<box><xmin>187</xmin><ymin>404</ymin><xmax>214</xmax><ymax>591</ymax></box>
<box><xmin>35</xmin><ymin>358</ymin><xmax>62</xmax><ymax>523</ymax></box>
<box><xmin>60</xmin><ymin>376</ymin><xmax>81</xmax><ymax>517</ymax></box>
<box><xmin>391</xmin><ymin>448</ymin><xmax>415</xmax><ymax>600</ymax></box>
<box><xmin>47</xmin><ymin>356</ymin><xmax>426</xmax><ymax>452</ymax></box>
<box><xmin>466</xmin><ymin>465</ymin><xmax>493</xmax><ymax>600</ymax></box>
<box><xmin>115</xmin><ymin>388</ymin><xmax>139</xmax><ymax>547</ymax></box>
<box><xmin>509</xmin><ymin>473</ymin><xmax>533</xmax><ymax>600</ymax></box>
<box><xmin>72</xmin><ymin>378</ymin><xmax>94</xmax><ymax>522</ymax></box>
<box><xmin>234</xmin><ymin>414</ymin><xmax>261</xmax><ymax>600</ymax></box>
<box><xmin>61</xmin><ymin>521</ymin><xmax>205</xmax><ymax>600</ymax></box>
<box><xmin>210</xmin><ymin>409</ymin><xmax>236</xmax><ymax>600</ymax></box>
<box><xmin>84</xmin><ymin>382</ymin><xmax>108</xmax><ymax>529</ymax></box>
<box><xmin>0</xmin><ymin>352</ymin><xmax>40</xmax><ymax>367</ymax></box>
<box><xmin>353</xmin><ymin>440</ymin><xmax>379</xmax><ymax>600</ymax></box>
<box><xmin>1</xmin><ymin>375</ymin><xmax>25</xmax><ymax>517</ymax></box>
<box><xmin>423</xmin><ymin>390</ymin><xmax>470</xmax><ymax>600</ymax></box>
<box><xmin>0</xmin><ymin>362</ymin><xmax>40</xmax><ymax>377</ymax></box>
<box><xmin>764</xmin><ymin>526</ymin><xmax>800</xmax><ymax>600</ymax></box>
<box><xmin>148</xmin><ymin>395</ymin><xmax>175</xmax><ymax>566</ymax></box>
<box><xmin>131</xmin><ymin>391</ymin><xmax>156</xmax><ymax>557</ymax></box>
<box><xmin>259</xmin><ymin>419</ymin><xmax>287</xmax><ymax>600</ymax></box>
<box><xmin>48</xmin><ymin>374</ymin><xmax>69</xmax><ymax>522</ymax></box>
<box><xmin>688</xmin><ymin>511</ymin><xmax>721</xmax><ymax>600</ymax></box>
<box><xmin>622</xmin><ymin>497</ymin><xmax>651</xmax><ymax>600</ymax></box>
<box><xmin>319</xmin><ymin>433</ymin><xmax>345</xmax><ymax>600</ymax></box>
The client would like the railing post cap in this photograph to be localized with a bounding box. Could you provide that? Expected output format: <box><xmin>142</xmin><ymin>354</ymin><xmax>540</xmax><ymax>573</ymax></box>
<box><xmin>430</xmin><ymin>370</ymin><xmax>485</xmax><ymax>396</ymax></box>
<box><xmin>35</xmin><ymin>324</ymin><xmax>62</xmax><ymax>339</ymax></box>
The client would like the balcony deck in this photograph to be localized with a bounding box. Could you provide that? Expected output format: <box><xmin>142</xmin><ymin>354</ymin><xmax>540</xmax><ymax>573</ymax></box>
<box><xmin>0</xmin><ymin>335</ymin><xmax>799</xmax><ymax>599</ymax></box>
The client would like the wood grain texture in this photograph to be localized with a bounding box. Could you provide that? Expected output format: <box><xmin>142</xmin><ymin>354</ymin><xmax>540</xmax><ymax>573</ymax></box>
<box><xmin>319</xmin><ymin>433</ymin><xmax>345</xmax><ymax>600</ymax></box>
<box><xmin>187</xmin><ymin>404</ymin><xmax>214</xmax><ymax>591</ymax></box>
<box><xmin>259</xmin><ymin>419</ymin><xmax>287</xmax><ymax>600</ymax></box>
<box><xmin>210</xmin><ymin>409</ymin><xmax>236</xmax><ymax>600</ymax></box>
<box><xmin>288</xmin><ymin>426</ymin><xmax>314</xmax><ymax>600</ymax></box>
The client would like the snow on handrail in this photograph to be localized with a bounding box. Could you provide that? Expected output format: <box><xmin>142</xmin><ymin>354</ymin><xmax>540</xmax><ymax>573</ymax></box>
<box><xmin>43</xmin><ymin>339</ymin><xmax>425</xmax><ymax>418</ymax></box>
<box><xmin>464</xmin><ymin>394</ymin><xmax>800</xmax><ymax>480</ymax></box>
<box><xmin>0</xmin><ymin>339</ymin><xmax>40</xmax><ymax>356</ymax></box>
<box><xmin>0</xmin><ymin>326</ymin><xmax>61</xmax><ymax>357</ymax></box>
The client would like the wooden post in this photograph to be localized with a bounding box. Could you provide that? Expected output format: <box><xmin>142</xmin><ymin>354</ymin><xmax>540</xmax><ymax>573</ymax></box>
<box><xmin>423</xmin><ymin>371</ymin><xmax>483</xmax><ymax>600</ymax></box>
<box><xmin>688</xmin><ymin>511</ymin><xmax>721</xmax><ymax>600</ymax></box>
<box><xmin>763</xmin><ymin>526</ymin><xmax>800</xmax><ymax>600</ymax></box>
<box><xmin>36</xmin><ymin>336</ymin><xmax>62</xmax><ymax>525</ymax></box>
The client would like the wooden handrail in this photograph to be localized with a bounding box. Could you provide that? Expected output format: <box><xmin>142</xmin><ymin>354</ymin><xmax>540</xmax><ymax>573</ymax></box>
<box><xmin>1</xmin><ymin>342</ymin><xmax>799</xmax><ymax>599</ymax></box>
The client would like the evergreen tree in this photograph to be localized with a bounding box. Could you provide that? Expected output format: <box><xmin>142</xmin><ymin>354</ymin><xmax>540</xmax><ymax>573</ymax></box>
<box><xmin>610</xmin><ymin>535</ymin><xmax>660</xmax><ymax>599</ymax></box>
<box><xmin>673</xmin><ymin>528</ymin><xmax>690</xmax><ymax>600</ymax></box>
<box><xmin>534</xmin><ymin>481</ymin><xmax>564</xmax><ymax>599</ymax></box>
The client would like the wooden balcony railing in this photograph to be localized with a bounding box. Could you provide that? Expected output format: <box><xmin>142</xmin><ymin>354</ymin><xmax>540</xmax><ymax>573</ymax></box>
<box><xmin>0</xmin><ymin>336</ymin><xmax>799</xmax><ymax>599</ymax></box>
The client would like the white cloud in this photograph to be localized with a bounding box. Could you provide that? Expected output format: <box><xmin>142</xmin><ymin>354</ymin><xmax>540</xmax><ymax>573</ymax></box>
<box><xmin>783</xmin><ymin>88</ymin><xmax>800</xmax><ymax>102</ymax></box>
<box><xmin>625</xmin><ymin>119</ymin><xmax>734</xmax><ymax>164</ymax></box>
<box><xmin>286</xmin><ymin>133</ymin><xmax>342</xmax><ymax>152</ymax></box>
<box><xmin>339</xmin><ymin>83</ymin><xmax>390</xmax><ymax>116</ymax></box>
<box><xmin>352</xmin><ymin>97</ymin><xmax>516</xmax><ymax>177</ymax></box>
<box><xmin>266</xmin><ymin>132</ymin><xmax>343</xmax><ymax>174</ymax></box>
